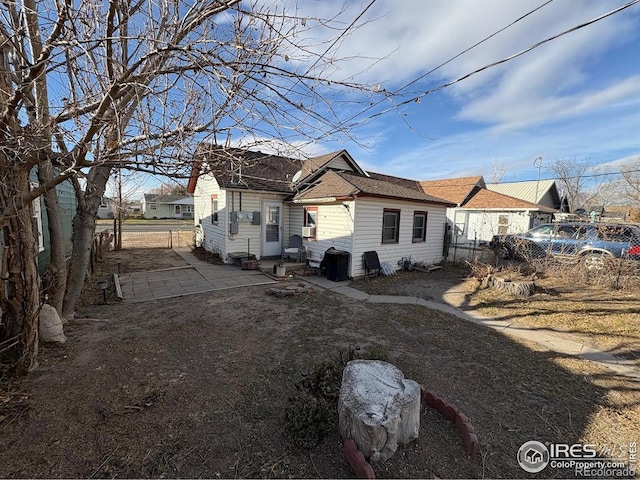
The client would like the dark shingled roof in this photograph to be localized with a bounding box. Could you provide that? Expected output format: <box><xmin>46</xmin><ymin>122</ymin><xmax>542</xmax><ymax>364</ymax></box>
<box><xmin>294</xmin><ymin>171</ymin><xmax>453</xmax><ymax>206</ymax></box>
<box><xmin>194</xmin><ymin>144</ymin><xmax>304</xmax><ymax>193</ymax></box>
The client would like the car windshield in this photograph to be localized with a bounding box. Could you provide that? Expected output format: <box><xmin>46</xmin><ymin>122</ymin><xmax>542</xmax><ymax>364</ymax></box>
<box><xmin>528</xmin><ymin>225</ymin><xmax>554</xmax><ymax>238</ymax></box>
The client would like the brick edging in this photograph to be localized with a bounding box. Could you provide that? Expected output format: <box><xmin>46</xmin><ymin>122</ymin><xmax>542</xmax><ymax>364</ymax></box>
<box><xmin>343</xmin><ymin>439</ymin><xmax>376</xmax><ymax>479</ymax></box>
<box><xmin>342</xmin><ymin>387</ymin><xmax>477</xmax><ymax>479</ymax></box>
<box><xmin>419</xmin><ymin>384</ymin><xmax>478</xmax><ymax>456</ymax></box>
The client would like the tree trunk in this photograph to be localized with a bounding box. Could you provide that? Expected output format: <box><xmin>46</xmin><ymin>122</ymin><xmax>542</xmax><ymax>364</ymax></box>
<box><xmin>0</xmin><ymin>168</ymin><xmax>41</xmax><ymax>373</ymax></box>
<box><xmin>62</xmin><ymin>165</ymin><xmax>111</xmax><ymax>319</ymax></box>
<box><xmin>37</xmin><ymin>160</ymin><xmax>67</xmax><ymax>316</ymax></box>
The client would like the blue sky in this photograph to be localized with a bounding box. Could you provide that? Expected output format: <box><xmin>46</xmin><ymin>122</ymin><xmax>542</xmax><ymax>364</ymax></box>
<box><xmin>290</xmin><ymin>0</ymin><xmax>640</xmax><ymax>183</ymax></box>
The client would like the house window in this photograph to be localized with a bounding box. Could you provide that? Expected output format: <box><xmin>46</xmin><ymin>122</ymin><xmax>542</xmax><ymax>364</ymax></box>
<box><xmin>211</xmin><ymin>198</ymin><xmax>219</xmax><ymax>224</ymax></box>
<box><xmin>382</xmin><ymin>209</ymin><xmax>400</xmax><ymax>244</ymax></box>
<box><xmin>304</xmin><ymin>207</ymin><xmax>317</xmax><ymax>239</ymax></box>
<box><xmin>149</xmin><ymin>203</ymin><xmax>157</xmax><ymax>211</ymax></box>
<box><xmin>186</xmin><ymin>205</ymin><xmax>192</xmax><ymax>213</ymax></box>
<box><xmin>412</xmin><ymin>211</ymin><xmax>427</xmax><ymax>242</ymax></box>
<box><xmin>454</xmin><ymin>211</ymin><xmax>466</xmax><ymax>237</ymax></box>
<box><xmin>498</xmin><ymin>214</ymin><xmax>509</xmax><ymax>235</ymax></box>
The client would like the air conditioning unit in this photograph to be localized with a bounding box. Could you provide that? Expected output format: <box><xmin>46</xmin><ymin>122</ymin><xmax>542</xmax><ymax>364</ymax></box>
<box><xmin>301</xmin><ymin>226</ymin><xmax>315</xmax><ymax>238</ymax></box>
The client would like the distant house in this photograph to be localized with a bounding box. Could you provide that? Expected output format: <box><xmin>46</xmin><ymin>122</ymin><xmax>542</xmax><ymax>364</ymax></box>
<box><xmin>420</xmin><ymin>176</ymin><xmax>558</xmax><ymax>244</ymax></box>
<box><xmin>141</xmin><ymin>194</ymin><xmax>194</xmax><ymax>219</ymax></box>
<box><xmin>97</xmin><ymin>197</ymin><xmax>116</xmax><ymax>219</ymax></box>
<box><xmin>189</xmin><ymin>145</ymin><xmax>453</xmax><ymax>278</ymax></box>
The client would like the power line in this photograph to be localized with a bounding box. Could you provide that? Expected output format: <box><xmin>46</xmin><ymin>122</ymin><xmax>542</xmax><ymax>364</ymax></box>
<box><xmin>364</xmin><ymin>0</ymin><xmax>640</xmax><ymax>122</ymax></box>
<box><xmin>342</xmin><ymin>0</ymin><xmax>555</xmax><ymax>124</ymax></box>
<box><xmin>283</xmin><ymin>0</ymin><xmax>377</xmax><ymax>97</ymax></box>
<box><xmin>420</xmin><ymin>169</ymin><xmax>640</xmax><ymax>187</ymax></box>
<box><xmin>301</xmin><ymin>0</ymin><xmax>639</xmax><ymax>146</ymax></box>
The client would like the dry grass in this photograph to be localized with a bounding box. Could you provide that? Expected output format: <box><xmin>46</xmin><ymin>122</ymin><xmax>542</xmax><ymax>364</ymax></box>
<box><xmin>1</xmin><ymin>251</ymin><xmax>639</xmax><ymax>478</ymax></box>
<box><xmin>466</xmin><ymin>263</ymin><xmax>640</xmax><ymax>362</ymax></box>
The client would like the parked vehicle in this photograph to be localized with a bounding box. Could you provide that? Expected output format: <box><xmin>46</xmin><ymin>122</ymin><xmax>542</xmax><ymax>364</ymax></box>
<box><xmin>490</xmin><ymin>222</ymin><xmax>640</xmax><ymax>270</ymax></box>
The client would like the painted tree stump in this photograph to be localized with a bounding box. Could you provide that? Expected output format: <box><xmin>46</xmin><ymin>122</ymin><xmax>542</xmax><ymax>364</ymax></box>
<box><xmin>338</xmin><ymin>360</ymin><xmax>421</xmax><ymax>462</ymax></box>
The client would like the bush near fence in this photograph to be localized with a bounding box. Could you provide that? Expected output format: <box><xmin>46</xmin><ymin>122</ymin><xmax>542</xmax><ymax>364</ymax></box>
<box><xmin>119</xmin><ymin>229</ymin><xmax>194</xmax><ymax>249</ymax></box>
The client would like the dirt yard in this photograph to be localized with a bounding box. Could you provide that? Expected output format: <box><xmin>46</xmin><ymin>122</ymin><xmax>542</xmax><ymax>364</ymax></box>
<box><xmin>1</xmin><ymin>250</ymin><xmax>639</xmax><ymax>478</ymax></box>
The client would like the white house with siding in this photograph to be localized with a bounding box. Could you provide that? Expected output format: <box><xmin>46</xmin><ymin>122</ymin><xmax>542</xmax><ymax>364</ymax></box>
<box><xmin>141</xmin><ymin>194</ymin><xmax>194</xmax><ymax>219</ymax></box>
<box><xmin>189</xmin><ymin>145</ymin><xmax>453</xmax><ymax>278</ymax></box>
<box><xmin>420</xmin><ymin>176</ymin><xmax>560</xmax><ymax>244</ymax></box>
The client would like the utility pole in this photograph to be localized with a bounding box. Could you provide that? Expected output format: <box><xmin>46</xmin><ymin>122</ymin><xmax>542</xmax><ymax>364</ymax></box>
<box><xmin>534</xmin><ymin>157</ymin><xmax>543</xmax><ymax>204</ymax></box>
<box><xmin>117</xmin><ymin>165</ymin><xmax>123</xmax><ymax>250</ymax></box>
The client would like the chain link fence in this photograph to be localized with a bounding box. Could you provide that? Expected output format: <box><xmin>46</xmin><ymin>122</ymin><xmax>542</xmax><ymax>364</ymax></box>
<box><xmin>118</xmin><ymin>229</ymin><xmax>194</xmax><ymax>249</ymax></box>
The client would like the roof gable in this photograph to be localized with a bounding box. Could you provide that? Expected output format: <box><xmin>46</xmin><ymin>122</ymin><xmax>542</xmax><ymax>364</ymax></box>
<box><xmin>190</xmin><ymin>145</ymin><xmax>371</xmax><ymax>194</ymax></box>
<box><xmin>461</xmin><ymin>187</ymin><xmax>556</xmax><ymax>212</ymax></box>
<box><xmin>486</xmin><ymin>180</ymin><xmax>559</xmax><ymax>205</ymax></box>
<box><xmin>194</xmin><ymin>144</ymin><xmax>303</xmax><ymax>193</ymax></box>
<box><xmin>419</xmin><ymin>176</ymin><xmax>485</xmax><ymax>206</ymax></box>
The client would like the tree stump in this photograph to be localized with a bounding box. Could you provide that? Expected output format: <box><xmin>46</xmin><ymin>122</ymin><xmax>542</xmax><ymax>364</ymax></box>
<box><xmin>485</xmin><ymin>275</ymin><xmax>535</xmax><ymax>297</ymax></box>
<box><xmin>338</xmin><ymin>360</ymin><xmax>421</xmax><ymax>462</ymax></box>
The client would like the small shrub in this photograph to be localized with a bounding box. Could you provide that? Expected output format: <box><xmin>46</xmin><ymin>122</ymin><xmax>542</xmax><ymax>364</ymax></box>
<box><xmin>283</xmin><ymin>345</ymin><xmax>390</xmax><ymax>449</ymax></box>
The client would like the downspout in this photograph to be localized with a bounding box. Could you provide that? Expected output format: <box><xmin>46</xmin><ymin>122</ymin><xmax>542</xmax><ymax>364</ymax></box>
<box><xmin>349</xmin><ymin>197</ymin><xmax>357</xmax><ymax>278</ymax></box>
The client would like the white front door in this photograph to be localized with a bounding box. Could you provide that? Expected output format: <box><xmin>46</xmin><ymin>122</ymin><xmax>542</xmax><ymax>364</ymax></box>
<box><xmin>262</xmin><ymin>201</ymin><xmax>282</xmax><ymax>257</ymax></box>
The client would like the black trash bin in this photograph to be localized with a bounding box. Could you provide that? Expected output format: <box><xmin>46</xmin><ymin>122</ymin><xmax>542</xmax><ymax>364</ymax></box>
<box><xmin>325</xmin><ymin>249</ymin><xmax>350</xmax><ymax>281</ymax></box>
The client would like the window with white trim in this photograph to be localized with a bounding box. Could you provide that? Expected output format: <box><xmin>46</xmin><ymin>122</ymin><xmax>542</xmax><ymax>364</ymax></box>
<box><xmin>382</xmin><ymin>209</ymin><xmax>400</xmax><ymax>244</ymax></box>
<box><xmin>412</xmin><ymin>211</ymin><xmax>427</xmax><ymax>242</ymax></box>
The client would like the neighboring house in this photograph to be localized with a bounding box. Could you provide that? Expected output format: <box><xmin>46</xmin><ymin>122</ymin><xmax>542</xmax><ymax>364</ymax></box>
<box><xmin>97</xmin><ymin>197</ymin><xmax>116</xmax><ymax>219</ymax></box>
<box><xmin>141</xmin><ymin>194</ymin><xmax>194</xmax><ymax>219</ymax></box>
<box><xmin>0</xmin><ymin>168</ymin><xmax>77</xmax><ymax>276</ymax></box>
<box><xmin>124</xmin><ymin>200</ymin><xmax>142</xmax><ymax>216</ymax></box>
<box><xmin>420</xmin><ymin>176</ymin><xmax>558</xmax><ymax>244</ymax></box>
<box><xmin>189</xmin><ymin>145</ymin><xmax>454</xmax><ymax>278</ymax></box>
<box><xmin>486</xmin><ymin>179</ymin><xmax>569</xmax><ymax>212</ymax></box>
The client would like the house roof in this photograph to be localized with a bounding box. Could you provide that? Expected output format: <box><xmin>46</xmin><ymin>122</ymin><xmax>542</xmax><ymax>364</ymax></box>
<box><xmin>293</xmin><ymin>170</ymin><xmax>454</xmax><ymax>206</ymax></box>
<box><xmin>193</xmin><ymin>144</ymin><xmax>304</xmax><ymax>193</ymax></box>
<box><xmin>144</xmin><ymin>194</ymin><xmax>194</xmax><ymax>205</ymax></box>
<box><xmin>460</xmin><ymin>187</ymin><xmax>556</xmax><ymax>212</ymax></box>
<box><xmin>299</xmin><ymin>150</ymin><xmax>366</xmax><ymax>178</ymax></box>
<box><xmin>419</xmin><ymin>176</ymin><xmax>485</xmax><ymax>206</ymax></box>
<box><xmin>486</xmin><ymin>179</ymin><xmax>558</xmax><ymax>204</ymax></box>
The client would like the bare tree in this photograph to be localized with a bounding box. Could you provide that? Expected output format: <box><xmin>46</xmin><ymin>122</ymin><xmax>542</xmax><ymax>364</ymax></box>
<box><xmin>547</xmin><ymin>158</ymin><xmax>615</xmax><ymax>212</ymax></box>
<box><xmin>0</xmin><ymin>0</ymin><xmax>381</xmax><ymax>371</ymax></box>
<box><xmin>490</xmin><ymin>159</ymin><xmax>506</xmax><ymax>184</ymax></box>
<box><xmin>150</xmin><ymin>182</ymin><xmax>189</xmax><ymax>197</ymax></box>
<box><xmin>618</xmin><ymin>157</ymin><xmax>640</xmax><ymax>205</ymax></box>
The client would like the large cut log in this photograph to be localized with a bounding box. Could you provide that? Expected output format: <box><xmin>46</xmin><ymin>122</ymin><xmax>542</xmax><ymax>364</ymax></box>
<box><xmin>338</xmin><ymin>360</ymin><xmax>421</xmax><ymax>462</ymax></box>
<box><xmin>483</xmin><ymin>275</ymin><xmax>536</xmax><ymax>297</ymax></box>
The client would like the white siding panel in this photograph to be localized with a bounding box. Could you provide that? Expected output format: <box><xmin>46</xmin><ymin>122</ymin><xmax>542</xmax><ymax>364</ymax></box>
<box><xmin>221</xmin><ymin>191</ymin><xmax>288</xmax><ymax>259</ymax></box>
<box><xmin>293</xmin><ymin>202</ymin><xmax>354</xmax><ymax>263</ymax></box>
<box><xmin>226</xmin><ymin>191</ymin><xmax>265</xmax><ymax>258</ymax></box>
<box><xmin>194</xmin><ymin>174</ymin><xmax>227</xmax><ymax>258</ymax></box>
<box><xmin>466</xmin><ymin>211</ymin><xmax>531</xmax><ymax>242</ymax></box>
<box><xmin>327</xmin><ymin>156</ymin><xmax>354</xmax><ymax>171</ymax></box>
<box><xmin>352</xmin><ymin>198</ymin><xmax>447</xmax><ymax>278</ymax></box>
<box><xmin>288</xmin><ymin>204</ymin><xmax>304</xmax><ymax>246</ymax></box>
